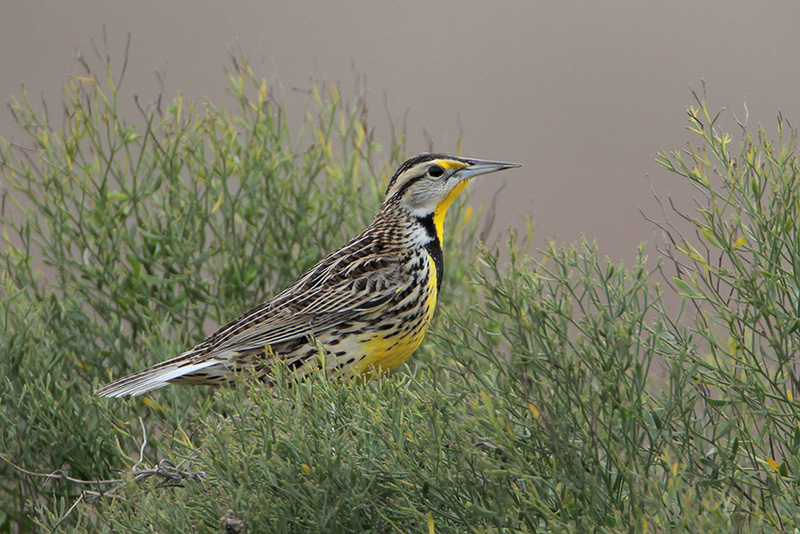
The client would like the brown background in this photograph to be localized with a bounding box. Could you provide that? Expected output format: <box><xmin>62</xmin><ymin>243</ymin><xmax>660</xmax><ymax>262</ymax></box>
<box><xmin>2</xmin><ymin>1</ymin><xmax>799</xmax><ymax>265</ymax></box>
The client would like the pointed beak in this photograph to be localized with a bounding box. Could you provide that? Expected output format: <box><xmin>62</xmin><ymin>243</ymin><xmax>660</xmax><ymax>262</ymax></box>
<box><xmin>455</xmin><ymin>158</ymin><xmax>523</xmax><ymax>181</ymax></box>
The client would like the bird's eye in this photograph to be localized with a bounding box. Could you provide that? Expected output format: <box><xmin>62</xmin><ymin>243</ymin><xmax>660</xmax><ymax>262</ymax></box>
<box><xmin>428</xmin><ymin>165</ymin><xmax>444</xmax><ymax>178</ymax></box>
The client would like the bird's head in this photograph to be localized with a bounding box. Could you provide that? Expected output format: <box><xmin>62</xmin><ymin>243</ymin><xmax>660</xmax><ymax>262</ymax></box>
<box><xmin>383</xmin><ymin>153</ymin><xmax>521</xmax><ymax>242</ymax></box>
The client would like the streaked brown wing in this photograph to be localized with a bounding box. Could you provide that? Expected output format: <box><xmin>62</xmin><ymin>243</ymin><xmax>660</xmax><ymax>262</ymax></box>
<box><xmin>193</xmin><ymin>252</ymin><xmax>405</xmax><ymax>358</ymax></box>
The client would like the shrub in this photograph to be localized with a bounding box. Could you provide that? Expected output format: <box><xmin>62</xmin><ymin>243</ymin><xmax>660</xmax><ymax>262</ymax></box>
<box><xmin>2</xmin><ymin>53</ymin><xmax>799</xmax><ymax>533</ymax></box>
<box><xmin>0</xmin><ymin>52</ymin><xmax>475</xmax><ymax>533</ymax></box>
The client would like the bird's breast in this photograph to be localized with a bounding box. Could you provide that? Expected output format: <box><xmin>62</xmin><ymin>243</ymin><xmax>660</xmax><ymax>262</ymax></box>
<box><xmin>352</xmin><ymin>253</ymin><xmax>439</xmax><ymax>374</ymax></box>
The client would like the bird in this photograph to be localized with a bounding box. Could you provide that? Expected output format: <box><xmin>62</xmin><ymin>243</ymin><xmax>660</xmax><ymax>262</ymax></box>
<box><xmin>95</xmin><ymin>153</ymin><xmax>521</xmax><ymax>397</ymax></box>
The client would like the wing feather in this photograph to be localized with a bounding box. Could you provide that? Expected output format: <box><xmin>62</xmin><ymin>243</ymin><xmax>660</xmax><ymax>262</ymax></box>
<box><xmin>207</xmin><ymin>267</ymin><xmax>405</xmax><ymax>355</ymax></box>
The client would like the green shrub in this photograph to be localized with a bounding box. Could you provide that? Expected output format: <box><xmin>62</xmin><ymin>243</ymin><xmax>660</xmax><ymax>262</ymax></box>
<box><xmin>2</xmin><ymin>54</ymin><xmax>799</xmax><ymax>533</ymax></box>
<box><xmin>0</xmin><ymin>54</ymin><xmax>474</xmax><ymax>533</ymax></box>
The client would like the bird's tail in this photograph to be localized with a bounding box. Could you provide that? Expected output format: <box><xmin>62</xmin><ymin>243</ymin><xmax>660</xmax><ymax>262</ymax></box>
<box><xmin>94</xmin><ymin>352</ymin><xmax>225</xmax><ymax>397</ymax></box>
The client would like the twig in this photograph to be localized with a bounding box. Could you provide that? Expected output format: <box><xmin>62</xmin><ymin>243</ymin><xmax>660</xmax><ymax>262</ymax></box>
<box><xmin>132</xmin><ymin>458</ymin><xmax>205</xmax><ymax>487</ymax></box>
<box><xmin>0</xmin><ymin>455</ymin><xmax>124</xmax><ymax>485</ymax></box>
<box><xmin>118</xmin><ymin>33</ymin><xmax>131</xmax><ymax>89</ymax></box>
<box><xmin>4</xmin><ymin>424</ymin><xmax>204</xmax><ymax>532</ymax></box>
<box><xmin>50</xmin><ymin>491</ymin><xmax>85</xmax><ymax>533</ymax></box>
<box><xmin>480</xmin><ymin>179</ymin><xmax>508</xmax><ymax>244</ymax></box>
<box><xmin>404</xmin><ymin>361</ymin><xmax>418</xmax><ymax>389</ymax></box>
<box><xmin>131</xmin><ymin>416</ymin><xmax>147</xmax><ymax>472</ymax></box>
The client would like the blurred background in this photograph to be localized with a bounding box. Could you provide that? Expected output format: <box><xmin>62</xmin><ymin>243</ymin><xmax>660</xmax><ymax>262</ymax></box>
<box><xmin>2</xmin><ymin>1</ymin><xmax>799</xmax><ymax>265</ymax></box>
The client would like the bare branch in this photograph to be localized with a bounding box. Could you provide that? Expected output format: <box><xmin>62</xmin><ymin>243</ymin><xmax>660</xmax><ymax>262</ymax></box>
<box><xmin>50</xmin><ymin>492</ymin><xmax>85</xmax><ymax>533</ymax></box>
<box><xmin>131</xmin><ymin>416</ymin><xmax>148</xmax><ymax>473</ymax></box>
<box><xmin>0</xmin><ymin>455</ymin><xmax>123</xmax><ymax>486</ymax></box>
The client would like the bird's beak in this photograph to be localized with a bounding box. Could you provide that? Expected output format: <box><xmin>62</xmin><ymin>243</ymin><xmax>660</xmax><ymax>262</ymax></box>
<box><xmin>456</xmin><ymin>158</ymin><xmax>522</xmax><ymax>181</ymax></box>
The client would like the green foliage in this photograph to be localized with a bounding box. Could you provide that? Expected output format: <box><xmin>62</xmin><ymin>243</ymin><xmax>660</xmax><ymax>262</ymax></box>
<box><xmin>653</xmin><ymin>95</ymin><xmax>800</xmax><ymax>529</ymax></box>
<box><xmin>0</xmin><ymin>53</ymin><xmax>475</xmax><ymax>533</ymax></box>
<box><xmin>2</xmin><ymin>56</ymin><xmax>800</xmax><ymax>533</ymax></box>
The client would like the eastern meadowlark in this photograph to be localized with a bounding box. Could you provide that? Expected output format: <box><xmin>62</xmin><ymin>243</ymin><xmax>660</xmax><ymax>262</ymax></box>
<box><xmin>95</xmin><ymin>153</ymin><xmax>520</xmax><ymax>397</ymax></box>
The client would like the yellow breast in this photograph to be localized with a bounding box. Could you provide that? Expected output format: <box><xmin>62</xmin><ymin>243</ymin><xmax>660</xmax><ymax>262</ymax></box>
<box><xmin>356</xmin><ymin>255</ymin><xmax>438</xmax><ymax>374</ymax></box>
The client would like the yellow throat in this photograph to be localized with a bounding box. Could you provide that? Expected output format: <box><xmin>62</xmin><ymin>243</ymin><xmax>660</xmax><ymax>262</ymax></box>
<box><xmin>432</xmin><ymin>179</ymin><xmax>470</xmax><ymax>243</ymax></box>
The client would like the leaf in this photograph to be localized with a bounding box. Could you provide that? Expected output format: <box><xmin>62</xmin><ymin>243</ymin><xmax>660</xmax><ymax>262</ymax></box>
<box><xmin>684</xmin><ymin>241</ymin><xmax>708</xmax><ymax>265</ymax></box>
<box><xmin>210</xmin><ymin>192</ymin><xmax>224</xmax><ymax>215</ymax></box>
<box><xmin>732</xmin><ymin>236</ymin><xmax>747</xmax><ymax>250</ymax></box>
<box><xmin>766</xmin><ymin>457</ymin><xmax>780</xmax><ymax>472</ymax></box>
<box><xmin>673</xmin><ymin>277</ymin><xmax>706</xmax><ymax>300</ymax></box>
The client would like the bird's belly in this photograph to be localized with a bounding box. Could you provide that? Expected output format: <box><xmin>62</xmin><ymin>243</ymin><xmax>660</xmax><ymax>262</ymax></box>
<box><xmin>312</xmin><ymin>271</ymin><xmax>438</xmax><ymax>376</ymax></box>
<box><xmin>355</xmin><ymin>321</ymin><xmax>429</xmax><ymax>373</ymax></box>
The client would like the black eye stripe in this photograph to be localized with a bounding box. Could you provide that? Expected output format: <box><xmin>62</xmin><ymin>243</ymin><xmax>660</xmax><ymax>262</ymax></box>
<box><xmin>388</xmin><ymin>161</ymin><xmax>459</xmax><ymax>200</ymax></box>
<box><xmin>384</xmin><ymin>153</ymin><xmax>466</xmax><ymax>195</ymax></box>
<box><xmin>392</xmin><ymin>175</ymin><xmax>424</xmax><ymax>198</ymax></box>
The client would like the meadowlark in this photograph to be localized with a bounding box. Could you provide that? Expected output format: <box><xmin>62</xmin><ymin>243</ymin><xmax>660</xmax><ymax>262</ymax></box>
<box><xmin>96</xmin><ymin>153</ymin><xmax>521</xmax><ymax>397</ymax></box>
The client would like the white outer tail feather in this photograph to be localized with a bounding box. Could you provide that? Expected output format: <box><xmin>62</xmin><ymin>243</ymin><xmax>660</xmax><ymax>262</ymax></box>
<box><xmin>95</xmin><ymin>358</ymin><xmax>221</xmax><ymax>398</ymax></box>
